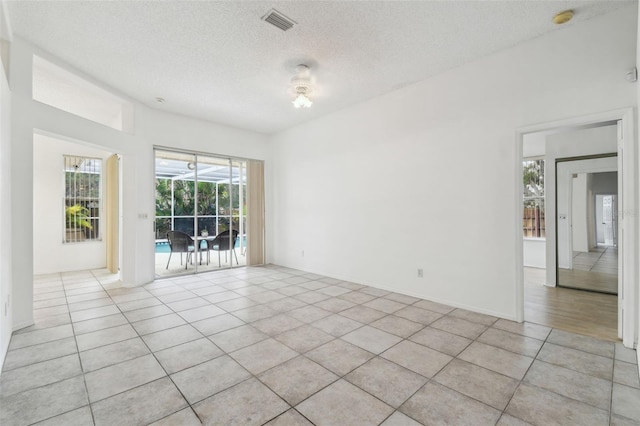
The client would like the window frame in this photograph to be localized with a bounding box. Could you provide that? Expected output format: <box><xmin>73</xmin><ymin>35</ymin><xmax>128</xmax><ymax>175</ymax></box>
<box><xmin>523</xmin><ymin>157</ymin><xmax>545</xmax><ymax>239</ymax></box>
<box><xmin>63</xmin><ymin>155</ymin><xmax>103</xmax><ymax>243</ymax></box>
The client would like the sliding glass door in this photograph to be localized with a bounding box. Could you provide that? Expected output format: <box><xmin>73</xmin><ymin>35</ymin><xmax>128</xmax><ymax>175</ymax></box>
<box><xmin>154</xmin><ymin>149</ymin><xmax>248</xmax><ymax>278</ymax></box>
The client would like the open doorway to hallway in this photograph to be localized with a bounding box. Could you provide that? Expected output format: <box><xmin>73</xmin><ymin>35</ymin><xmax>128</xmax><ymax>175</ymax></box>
<box><xmin>524</xmin><ymin>266</ymin><xmax>617</xmax><ymax>341</ymax></box>
<box><xmin>519</xmin><ymin>121</ymin><xmax>623</xmax><ymax>342</ymax></box>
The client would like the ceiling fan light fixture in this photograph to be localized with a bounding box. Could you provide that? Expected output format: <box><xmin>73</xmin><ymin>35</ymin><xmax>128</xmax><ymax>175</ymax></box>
<box><xmin>292</xmin><ymin>92</ymin><xmax>312</xmax><ymax>108</ymax></box>
<box><xmin>290</xmin><ymin>64</ymin><xmax>314</xmax><ymax>108</ymax></box>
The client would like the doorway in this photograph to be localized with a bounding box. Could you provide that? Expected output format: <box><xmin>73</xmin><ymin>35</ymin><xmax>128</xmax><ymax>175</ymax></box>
<box><xmin>154</xmin><ymin>149</ymin><xmax>252</xmax><ymax>278</ymax></box>
<box><xmin>33</xmin><ymin>132</ymin><xmax>121</xmax><ymax>277</ymax></box>
<box><xmin>596</xmin><ymin>194</ymin><xmax>617</xmax><ymax>247</ymax></box>
<box><xmin>517</xmin><ymin>111</ymin><xmax>635</xmax><ymax>346</ymax></box>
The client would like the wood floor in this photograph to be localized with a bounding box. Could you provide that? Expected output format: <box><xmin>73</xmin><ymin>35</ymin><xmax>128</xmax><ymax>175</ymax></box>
<box><xmin>558</xmin><ymin>268</ymin><xmax>617</xmax><ymax>294</ymax></box>
<box><xmin>557</xmin><ymin>246</ymin><xmax>618</xmax><ymax>294</ymax></box>
<box><xmin>524</xmin><ymin>267</ymin><xmax>618</xmax><ymax>342</ymax></box>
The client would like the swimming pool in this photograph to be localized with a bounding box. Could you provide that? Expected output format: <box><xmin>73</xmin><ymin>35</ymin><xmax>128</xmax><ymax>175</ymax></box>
<box><xmin>155</xmin><ymin>237</ymin><xmax>246</xmax><ymax>253</ymax></box>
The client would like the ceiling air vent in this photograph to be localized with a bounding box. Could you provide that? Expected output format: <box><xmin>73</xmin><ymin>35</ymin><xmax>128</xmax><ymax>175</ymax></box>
<box><xmin>262</xmin><ymin>9</ymin><xmax>297</xmax><ymax>31</ymax></box>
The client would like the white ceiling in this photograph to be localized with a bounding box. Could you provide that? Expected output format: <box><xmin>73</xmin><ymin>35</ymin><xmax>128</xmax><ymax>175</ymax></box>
<box><xmin>4</xmin><ymin>1</ymin><xmax>632</xmax><ymax>134</ymax></box>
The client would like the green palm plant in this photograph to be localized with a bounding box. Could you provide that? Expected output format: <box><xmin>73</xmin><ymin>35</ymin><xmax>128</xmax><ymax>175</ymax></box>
<box><xmin>65</xmin><ymin>204</ymin><xmax>93</xmax><ymax>230</ymax></box>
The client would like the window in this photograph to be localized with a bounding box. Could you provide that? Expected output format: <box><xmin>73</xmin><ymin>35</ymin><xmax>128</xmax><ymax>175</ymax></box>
<box><xmin>64</xmin><ymin>155</ymin><xmax>102</xmax><ymax>242</ymax></box>
<box><xmin>523</xmin><ymin>159</ymin><xmax>545</xmax><ymax>238</ymax></box>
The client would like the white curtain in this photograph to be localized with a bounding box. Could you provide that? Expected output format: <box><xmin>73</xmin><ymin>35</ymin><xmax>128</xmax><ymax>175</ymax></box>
<box><xmin>246</xmin><ymin>160</ymin><xmax>265</xmax><ymax>265</ymax></box>
<box><xmin>105</xmin><ymin>154</ymin><xmax>119</xmax><ymax>273</ymax></box>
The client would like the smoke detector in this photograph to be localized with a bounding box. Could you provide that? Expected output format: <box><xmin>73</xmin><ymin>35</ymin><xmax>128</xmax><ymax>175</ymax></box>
<box><xmin>553</xmin><ymin>10</ymin><xmax>574</xmax><ymax>25</ymax></box>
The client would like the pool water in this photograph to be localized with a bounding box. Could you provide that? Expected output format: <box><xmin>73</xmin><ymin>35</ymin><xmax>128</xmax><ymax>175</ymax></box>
<box><xmin>155</xmin><ymin>237</ymin><xmax>246</xmax><ymax>253</ymax></box>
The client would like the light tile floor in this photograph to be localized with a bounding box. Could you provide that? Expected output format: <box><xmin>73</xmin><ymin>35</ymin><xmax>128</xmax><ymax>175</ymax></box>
<box><xmin>1</xmin><ymin>266</ymin><xmax>639</xmax><ymax>425</ymax></box>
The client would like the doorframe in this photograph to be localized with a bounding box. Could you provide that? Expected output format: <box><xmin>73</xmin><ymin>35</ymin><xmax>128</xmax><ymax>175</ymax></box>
<box><xmin>32</xmin><ymin>128</ymin><xmax>123</xmax><ymax>279</ymax></box>
<box><xmin>597</xmin><ymin>193</ymin><xmax>618</xmax><ymax>247</ymax></box>
<box><xmin>514</xmin><ymin>108</ymin><xmax>636</xmax><ymax>348</ymax></box>
<box><xmin>153</xmin><ymin>146</ymin><xmax>250</xmax><ymax>278</ymax></box>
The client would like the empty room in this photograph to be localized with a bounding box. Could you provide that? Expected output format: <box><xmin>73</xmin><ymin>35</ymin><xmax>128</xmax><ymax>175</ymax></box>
<box><xmin>0</xmin><ymin>1</ymin><xmax>639</xmax><ymax>425</ymax></box>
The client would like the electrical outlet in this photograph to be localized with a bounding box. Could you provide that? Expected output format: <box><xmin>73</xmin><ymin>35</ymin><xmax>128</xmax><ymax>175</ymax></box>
<box><xmin>417</xmin><ymin>268</ymin><xmax>423</xmax><ymax>278</ymax></box>
<box><xmin>301</xmin><ymin>250</ymin><xmax>305</xmax><ymax>257</ymax></box>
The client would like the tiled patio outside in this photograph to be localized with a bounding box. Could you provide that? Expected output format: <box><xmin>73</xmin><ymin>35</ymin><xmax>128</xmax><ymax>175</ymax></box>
<box><xmin>155</xmin><ymin>246</ymin><xmax>247</xmax><ymax>279</ymax></box>
<box><xmin>1</xmin><ymin>265</ymin><xmax>638</xmax><ymax>425</ymax></box>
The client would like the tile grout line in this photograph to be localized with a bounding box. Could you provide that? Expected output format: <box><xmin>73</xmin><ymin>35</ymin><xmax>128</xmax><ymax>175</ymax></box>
<box><xmin>11</xmin><ymin>272</ymin><xmax>470</xmax><ymax>410</ymax></box>
<box><xmin>149</xmin><ymin>272</ymin><xmax>316</xmax><ymax>423</ymax></box>
<box><xmin>1</xmin><ymin>273</ymin><xmax>89</xmax><ymax>426</ymax></box>
<box><xmin>93</xmin><ymin>274</ymin><xmax>211</xmax><ymax>424</ymax></box>
<box><xmin>64</xmin><ymin>271</ymin><xmax>97</xmax><ymax>426</ymax></box>
<box><xmin>406</xmin><ymin>318</ymin><xmax>507</xmax><ymax>424</ymax></box>
<box><xmin>167</xmin><ymin>276</ymin><xmax>394</xmax><ymax>424</ymax></box>
<box><xmin>77</xmin><ymin>274</ymin><xmax>213</xmax><ymax>423</ymax></box>
<box><xmin>498</xmin><ymin>326</ymin><xmax>619</xmax><ymax>424</ymax></box>
<box><xmin>252</xmin><ymin>300</ymin><xmax>462</xmax><ymax>424</ymax></box>
<box><xmin>498</xmin><ymin>325</ymin><xmax>553</xmax><ymax>425</ymax></box>
<box><xmin>9</xmin><ymin>266</ymin><xmax>634</xmax><ymax>425</ymax></box>
<box><xmin>132</xmin><ymin>273</ymin><xmax>315</xmax><ymax>415</ymax></box>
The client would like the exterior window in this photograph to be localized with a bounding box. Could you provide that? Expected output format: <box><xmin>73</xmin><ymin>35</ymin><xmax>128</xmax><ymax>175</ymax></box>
<box><xmin>64</xmin><ymin>155</ymin><xmax>102</xmax><ymax>242</ymax></box>
<box><xmin>523</xmin><ymin>159</ymin><xmax>545</xmax><ymax>238</ymax></box>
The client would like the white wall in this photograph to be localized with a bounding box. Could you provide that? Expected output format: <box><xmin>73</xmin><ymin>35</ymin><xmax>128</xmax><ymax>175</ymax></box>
<box><xmin>636</xmin><ymin>0</ymin><xmax>640</xmax><ymax>359</ymax></box>
<box><xmin>522</xmin><ymin>133</ymin><xmax>546</xmax><ymax>158</ymax></box>
<box><xmin>270</xmin><ymin>5</ymin><xmax>637</xmax><ymax>320</ymax></box>
<box><xmin>33</xmin><ymin>134</ymin><xmax>111</xmax><ymax>274</ymax></box>
<box><xmin>0</xmin><ymin>36</ymin><xmax>13</xmax><ymax>375</ymax></box>
<box><xmin>571</xmin><ymin>173</ymin><xmax>589</xmax><ymax>253</ymax></box>
<box><xmin>8</xmin><ymin>37</ymin><xmax>271</xmax><ymax>330</ymax></box>
<box><xmin>545</xmin><ymin>125</ymin><xmax>618</xmax><ymax>284</ymax></box>
<box><xmin>523</xmin><ymin>239</ymin><xmax>545</xmax><ymax>269</ymax></box>
<box><xmin>32</xmin><ymin>56</ymin><xmax>133</xmax><ymax>133</ymax></box>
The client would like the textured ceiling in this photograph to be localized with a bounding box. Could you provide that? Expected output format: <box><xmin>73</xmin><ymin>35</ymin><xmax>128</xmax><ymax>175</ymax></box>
<box><xmin>4</xmin><ymin>1</ymin><xmax>632</xmax><ymax>134</ymax></box>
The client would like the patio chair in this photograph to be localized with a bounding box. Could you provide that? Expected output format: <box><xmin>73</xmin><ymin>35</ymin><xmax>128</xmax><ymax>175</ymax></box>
<box><xmin>166</xmin><ymin>230</ymin><xmax>196</xmax><ymax>269</ymax></box>
<box><xmin>205</xmin><ymin>229</ymin><xmax>239</xmax><ymax>267</ymax></box>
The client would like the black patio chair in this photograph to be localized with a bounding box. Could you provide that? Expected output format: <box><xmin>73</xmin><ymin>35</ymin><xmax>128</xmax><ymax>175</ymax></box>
<box><xmin>205</xmin><ymin>229</ymin><xmax>239</xmax><ymax>267</ymax></box>
<box><xmin>166</xmin><ymin>230</ymin><xmax>195</xmax><ymax>269</ymax></box>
